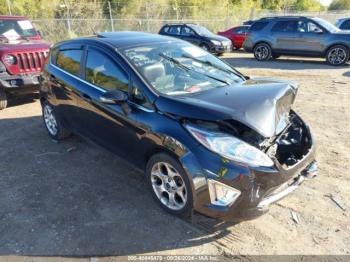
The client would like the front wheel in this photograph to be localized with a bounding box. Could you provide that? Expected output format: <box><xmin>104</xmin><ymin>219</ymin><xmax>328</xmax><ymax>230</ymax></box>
<box><xmin>42</xmin><ymin>101</ymin><xmax>71</xmax><ymax>141</ymax></box>
<box><xmin>0</xmin><ymin>87</ymin><xmax>7</xmax><ymax>110</ymax></box>
<box><xmin>326</xmin><ymin>45</ymin><xmax>349</xmax><ymax>66</ymax></box>
<box><xmin>146</xmin><ymin>153</ymin><xmax>193</xmax><ymax>218</ymax></box>
<box><xmin>253</xmin><ymin>43</ymin><xmax>272</xmax><ymax>61</ymax></box>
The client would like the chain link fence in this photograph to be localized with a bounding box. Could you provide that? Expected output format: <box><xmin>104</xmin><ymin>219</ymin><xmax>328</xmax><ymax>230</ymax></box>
<box><xmin>32</xmin><ymin>9</ymin><xmax>350</xmax><ymax>44</ymax></box>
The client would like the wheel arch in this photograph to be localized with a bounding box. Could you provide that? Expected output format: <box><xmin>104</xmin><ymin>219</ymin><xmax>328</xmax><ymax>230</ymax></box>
<box><xmin>324</xmin><ymin>43</ymin><xmax>350</xmax><ymax>57</ymax></box>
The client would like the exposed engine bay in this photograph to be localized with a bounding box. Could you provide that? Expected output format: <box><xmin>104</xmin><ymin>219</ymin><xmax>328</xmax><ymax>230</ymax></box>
<box><xmin>185</xmin><ymin>110</ymin><xmax>312</xmax><ymax>168</ymax></box>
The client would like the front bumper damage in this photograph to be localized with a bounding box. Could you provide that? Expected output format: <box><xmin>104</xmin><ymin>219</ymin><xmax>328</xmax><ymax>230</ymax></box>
<box><xmin>180</xmin><ymin>113</ymin><xmax>317</xmax><ymax>221</ymax></box>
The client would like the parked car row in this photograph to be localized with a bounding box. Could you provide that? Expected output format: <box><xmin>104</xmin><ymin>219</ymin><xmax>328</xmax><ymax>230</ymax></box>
<box><xmin>158</xmin><ymin>17</ymin><xmax>350</xmax><ymax>67</ymax></box>
<box><xmin>4</xmin><ymin>14</ymin><xmax>350</xmax><ymax>222</ymax></box>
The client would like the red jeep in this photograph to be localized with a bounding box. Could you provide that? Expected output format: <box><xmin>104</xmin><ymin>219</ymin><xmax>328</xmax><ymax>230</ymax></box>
<box><xmin>0</xmin><ymin>16</ymin><xmax>50</xmax><ymax>109</ymax></box>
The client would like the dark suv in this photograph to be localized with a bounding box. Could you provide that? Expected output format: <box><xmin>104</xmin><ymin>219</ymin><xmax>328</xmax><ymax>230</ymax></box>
<box><xmin>159</xmin><ymin>23</ymin><xmax>232</xmax><ymax>55</ymax></box>
<box><xmin>243</xmin><ymin>16</ymin><xmax>350</xmax><ymax>66</ymax></box>
<box><xmin>0</xmin><ymin>16</ymin><xmax>50</xmax><ymax>109</ymax></box>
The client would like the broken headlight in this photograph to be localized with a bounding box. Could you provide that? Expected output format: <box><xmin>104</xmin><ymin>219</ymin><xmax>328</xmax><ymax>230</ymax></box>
<box><xmin>185</xmin><ymin>124</ymin><xmax>274</xmax><ymax>167</ymax></box>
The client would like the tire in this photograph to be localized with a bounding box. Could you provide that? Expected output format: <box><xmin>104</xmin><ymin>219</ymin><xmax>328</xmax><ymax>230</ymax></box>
<box><xmin>146</xmin><ymin>153</ymin><xmax>193</xmax><ymax>218</ymax></box>
<box><xmin>42</xmin><ymin>101</ymin><xmax>71</xmax><ymax>141</ymax></box>
<box><xmin>253</xmin><ymin>43</ymin><xmax>272</xmax><ymax>61</ymax></box>
<box><xmin>0</xmin><ymin>87</ymin><xmax>7</xmax><ymax>110</ymax></box>
<box><xmin>326</xmin><ymin>45</ymin><xmax>349</xmax><ymax>66</ymax></box>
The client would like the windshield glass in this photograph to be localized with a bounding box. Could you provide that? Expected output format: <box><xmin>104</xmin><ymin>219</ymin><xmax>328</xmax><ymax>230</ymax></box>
<box><xmin>313</xmin><ymin>18</ymin><xmax>340</xmax><ymax>33</ymax></box>
<box><xmin>0</xmin><ymin>19</ymin><xmax>37</xmax><ymax>39</ymax></box>
<box><xmin>122</xmin><ymin>42</ymin><xmax>244</xmax><ymax>96</ymax></box>
<box><xmin>189</xmin><ymin>25</ymin><xmax>216</xmax><ymax>37</ymax></box>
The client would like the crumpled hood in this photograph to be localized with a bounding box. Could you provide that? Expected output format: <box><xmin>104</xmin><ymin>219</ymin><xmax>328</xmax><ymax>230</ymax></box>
<box><xmin>155</xmin><ymin>78</ymin><xmax>298</xmax><ymax>138</ymax></box>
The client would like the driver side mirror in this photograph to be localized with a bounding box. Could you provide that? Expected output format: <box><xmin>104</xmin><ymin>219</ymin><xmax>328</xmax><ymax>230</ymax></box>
<box><xmin>100</xmin><ymin>89</ymin><xmax>128</xmax><ymax>104</ymax></box>
<box><xmin>100</xmin><ymin>89</ymin><xmax>131</xmax><ymax>115</ymax></box>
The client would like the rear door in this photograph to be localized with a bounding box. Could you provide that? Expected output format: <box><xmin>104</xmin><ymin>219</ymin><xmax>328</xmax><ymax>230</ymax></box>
<box><xmin>270</xmin><ymin>20</ymin><xmax>303</xmax><ymax>52</ymax></box>
<box><xmin>50</xmin><ymin>44</ymin><xmax>84</xmax><ymax>130</ymax></box>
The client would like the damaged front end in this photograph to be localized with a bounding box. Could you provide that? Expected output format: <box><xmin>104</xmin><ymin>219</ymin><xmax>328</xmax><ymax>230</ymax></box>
<box><xmin>183</xmin><ymin>110</ymin><xmax>316</xmax><ymax>221</ymax></box>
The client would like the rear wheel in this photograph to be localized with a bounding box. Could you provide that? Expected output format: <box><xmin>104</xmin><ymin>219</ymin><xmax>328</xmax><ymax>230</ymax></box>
<box><xmin>253</xmin><ymin>43</ymin><xmax>272</xmax><ymax>61</ymax></box>
<box><xmin>42</xmin><ymin>101</ymin><xmax>71</xmax><ymax>141</ymax></box>
<box><xmin>326</xmin><ymin>45</ymin><xmax>349</xmax><ymax>66</ymax></box>
<box><xmin>0</xmin><ymin>87</ymin><xmax>7</xmax><ymax>110</ymax></box>
<box><xmin>146</xmin><ymin>153</ymin><xmax>193</xmax><ymax>218</ymax></box>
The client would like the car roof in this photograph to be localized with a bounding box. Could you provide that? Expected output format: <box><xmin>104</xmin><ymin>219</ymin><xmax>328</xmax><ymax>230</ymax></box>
<box><xmin>258</xmin><ymin>16</ymin><xmax>311</xmax><ymax>21</ymax></box>
<box><xmin>63</xmin><ymin>31</ymin><xmax>181</xmax><ymax>49</ymax></box>
<box><xmin>0</xmin><ymin>15</ymin><xmax>28</xmax><ymax>20</ymax></box>
<box><xmin>162</xmin><ymin>23</ymin><xmax>197</xmax><ymax>27</ymax></box>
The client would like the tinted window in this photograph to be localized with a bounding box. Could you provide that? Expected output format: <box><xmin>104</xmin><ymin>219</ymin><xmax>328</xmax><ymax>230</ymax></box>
<box><xmin>161</xmin><ymin>26</ymin><xmax>169</xmax><ymax>33</ymax></box>
<box><xmin>56</xmin><ymin>49</ymin><xmax>82</xmax><ymax>76</ymax></box>
<box><xmin>85</xmin><ymin>49</ymin><xmax>128</xmax><ymax>92</ymax></box>
<box><xmin>168</xmin><ymin>26</ymin><xmax>181</xmax><ymax>35</ymax></box>
<box><xmin>340</xmin><ymin>19</ymin><xmax>350</xmax><ymax>30</ymax></box>
<box><xmin>130</xmin><ymin>85</ymin><xmax>152</xmax><ymax>108</ymax></box>
<box><xmin>271</xmin><ymin>21</ymin><xmax>298</xmax><ymax>32</ymax></box>
<box><xmin>250</xmin><ymin>21</ymin><xmax>268</xmax><ymax>31</ymax></box>
<box><xmin>181</xmin><ymin>26</ymin><xmax>195</xmax><ymax>36</ymax></box>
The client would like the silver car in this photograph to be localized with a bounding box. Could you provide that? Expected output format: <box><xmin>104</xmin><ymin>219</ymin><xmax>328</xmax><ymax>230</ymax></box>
<box><xmin>243</xmin><ymin>16</ymin><xmax>350</xmax><ymax>66</ymax></box>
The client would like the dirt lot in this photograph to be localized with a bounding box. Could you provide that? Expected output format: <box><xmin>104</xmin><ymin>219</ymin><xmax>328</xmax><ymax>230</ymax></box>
<box><xmin>0</xmin><ymin>52</ymin><xmax>349</xmax><ymax>258</ymax></box>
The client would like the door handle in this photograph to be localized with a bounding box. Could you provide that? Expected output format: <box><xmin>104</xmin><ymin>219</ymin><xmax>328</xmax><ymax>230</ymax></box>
<box><xmin>81</xmin><ymin>93</ymin><xmax>92</xmax><ymax>103</ymax></box>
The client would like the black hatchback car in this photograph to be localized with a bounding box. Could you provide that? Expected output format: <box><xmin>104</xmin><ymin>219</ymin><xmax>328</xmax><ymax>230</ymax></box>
<box><xmin>159</xmin><ymin>23</ymin><xmax>232</xmax><ymax>55</ymax></box>
<box><xmin>40</xmin><ymin>32</ymin><xmax>317</xmax><ymax>221</ymax></box>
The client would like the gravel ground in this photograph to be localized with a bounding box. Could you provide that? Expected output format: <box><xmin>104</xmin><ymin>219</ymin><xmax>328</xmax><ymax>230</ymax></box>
<box><xmin>0</xmin><ymin>52</ymin><xmax>349</xmax><ymax>258</ymax></box>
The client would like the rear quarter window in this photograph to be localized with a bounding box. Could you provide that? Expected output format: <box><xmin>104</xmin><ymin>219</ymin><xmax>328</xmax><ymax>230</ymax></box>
<box><xmin>56</xmin><ymin>49</ymin><xmax>82</xmax><ymax>76</ymax></box>
<box><xmin>249</xmin><ymin>21</ymin><xmax>269</xmax><ymax>32</ymax></box>
<box><xmin>160</xmin><ymin>26</ymin><xmax>169</xmax><ymax>33</ymax></box>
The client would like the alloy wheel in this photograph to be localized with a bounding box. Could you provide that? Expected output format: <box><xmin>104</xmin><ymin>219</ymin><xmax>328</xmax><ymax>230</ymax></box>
<box><xmin>150</xmin><ymin>162</ymin><xmax>187</xmax><ymax>211</ymax></box>
<box><xmin>43</xmin><ymin>104</ymin><xmax>58</xmax><ymax>136</ymax></box>
<box><xmin>254</xmin><ymin>45</ymin><xmax>270</xmax><ymax>60</ymax></box>
<box><xmin>328</xmin><ymin>48</ymin><xmax>347</xmax><ymax>65</ymax></box>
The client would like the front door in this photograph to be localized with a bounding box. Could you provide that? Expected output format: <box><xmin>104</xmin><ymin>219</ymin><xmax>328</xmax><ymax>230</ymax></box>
<box><xmin>74</xmin><ymin>46</ymin><xmax>141</xmax><ymax>161</ymax></box>
<box><xmin>180</xmin><ymin>26</ymin><xmax>200</xmax><ymax>46</ymax></box>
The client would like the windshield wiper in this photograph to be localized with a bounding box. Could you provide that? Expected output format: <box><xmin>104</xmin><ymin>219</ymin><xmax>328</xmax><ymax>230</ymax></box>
<box><xmin>159</xmin><ymin>53</ymin><xmax>229</xmax><ymax>85</ymax></box>
<box><xmin>182</xmin><ymin>54</ymin><xmax>246</xmax><ymax>80</ymax></box>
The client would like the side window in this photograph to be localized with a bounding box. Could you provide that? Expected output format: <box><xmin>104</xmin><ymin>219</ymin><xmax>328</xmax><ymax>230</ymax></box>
<box><xmin>168</xmin><ymin>26</ymin><xmax>181</xmax><ymax>35</ymax></box>
<box><xmin>249</xmin><ymin>21</ymin><xmax>268</xmax><ymax>32</ymax></box>
<box><xmin>85</xmin><ymin>48</ymin><xmax>128</xmax><ymax>92</ymax></box>
<box><xmin>161</xmin><ymin>26</ymin><xmax>169</xmax><ymax>33</ymax></box>
<box><xmin>340</xmin><ymin>20</ymin><xmax>350</xmax><ymax>30</ymax></box>
<box><xmin>272</xmin><ymin>21</ymin><xmax>297</xmax><ymax>32</ymax></box>
<box><xmin>181</xmin><ymin>26</ymin><xmax>195</xmax><ymax>36</ymax></box>
<box><xmin>130</xmin><ymin>85</ymin><xmax>152</xmax><ymax>108</ymax></box>
<box><xmin>56</xmin><ymin>49</ymin><xmax>82</xmax><ymax>76</ymax></box>
<box><xmin>305</xmin><ymin>21</ymin><xmax>322</xmax><ymax>33</ymax></box>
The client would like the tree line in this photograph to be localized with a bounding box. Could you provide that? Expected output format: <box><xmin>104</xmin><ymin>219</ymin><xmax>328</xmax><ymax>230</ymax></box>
<box><xmin>0</xmin><ymin>0</ymin><xmax>349</xmax><ymax>20</ymax></box>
